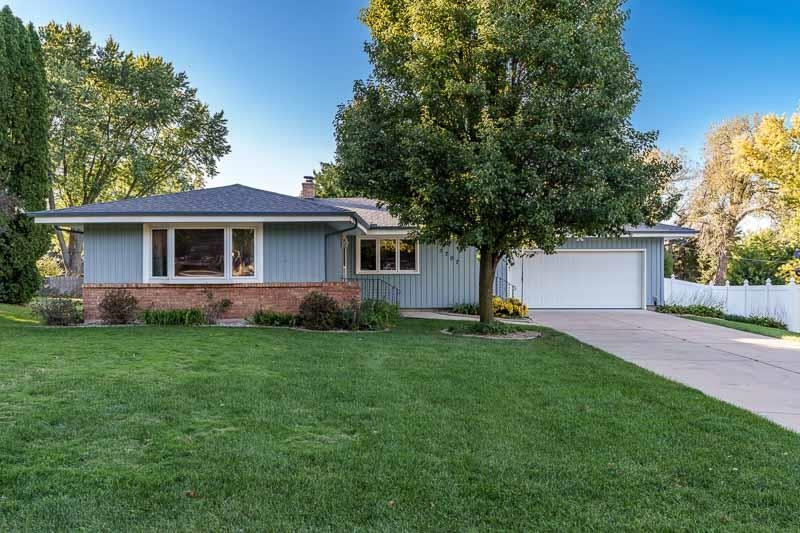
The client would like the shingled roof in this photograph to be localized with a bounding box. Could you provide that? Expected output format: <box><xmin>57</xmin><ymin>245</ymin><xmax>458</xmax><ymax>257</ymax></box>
<box><xmin>30</xmin><ymin>184</ymin><xmax>697</xmax><ymax>237</ymax></box>
<box><xmin>313</xmin><ymin>197</ymin><xmax>409</xmax><ymax>229</ymax></box>
<box><xmin>30</xmin><ymin>184</ymin><xmax>350</xmax><ymax>218</ymax></box>
<box><xmin>315</xmin><ymin>197</ymin><xmax>696</xmax><ymax>236</ymax></box>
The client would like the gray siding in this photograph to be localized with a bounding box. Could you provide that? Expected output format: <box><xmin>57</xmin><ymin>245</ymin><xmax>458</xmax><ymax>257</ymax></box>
<box><xmin>83</xmin><ymin>224</ymin><xmax>143</xmax><ymax>283</ymax></box>
<box><xmin>558</xmin><ymin>237</ymin><xmax>664</xmax><ymax>305</ymax></box>
<box><xmin>341</xmin><ymin>237</ymin><xmax>485</xmax><ymax>308</ymax></box>
<box><xmin>333</xmin><ymin>236</ymin><xmax>663</xmax><ymax>308</ymax></box>
<box><xmin>263</xmin><ymin>223</ymin><xmax>327</xmax><ymax>282</ymax></box>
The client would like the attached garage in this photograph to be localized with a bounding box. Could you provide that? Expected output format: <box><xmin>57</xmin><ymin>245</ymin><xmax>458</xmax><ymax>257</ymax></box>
<box><xmin>509</xmin><ymin>249</ymin><xmax>646</xmax><ymax>309</ymax></box>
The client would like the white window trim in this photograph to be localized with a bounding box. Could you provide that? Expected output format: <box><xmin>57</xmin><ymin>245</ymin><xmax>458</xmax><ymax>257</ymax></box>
<box><xmin>355</xmin><ymin>235</ymin><xmax>420</xmax><ymax>275</ymax></box>
<box><xmin>143</xmin><ymin>223</ymin><xmax>263</xmax><ymax>283</ymax></box>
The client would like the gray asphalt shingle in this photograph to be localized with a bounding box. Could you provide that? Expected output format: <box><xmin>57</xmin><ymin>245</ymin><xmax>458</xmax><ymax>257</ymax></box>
<box><xmin>30</xmin><ymin>184</ymin><xmax>350</xmax><ymax>217</ymax></box>
<box><xmin>31</xmin><ymin>184</ymin><xmax>697</xmax><ymax>236</ymax></box>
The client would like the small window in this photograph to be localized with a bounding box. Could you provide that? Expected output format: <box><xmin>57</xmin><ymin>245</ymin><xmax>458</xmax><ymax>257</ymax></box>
<box><xmin>399</xmin><ymin>239</ymin><xmax>416</xmax><ymax>271</ymax></box>
<box><xmin>174</xmin><ymin>228</ymin><xmax>225</xmax><ymax>277</ymax></box>
<box><xmin>357</xmin><ymin>237</ymin><xmax>418</xmax><ymax>273</ymax></box>
<box><xmin>232</xmin><ymin>228</ymin><xmax>255</xmax><ymax>277</ymax></box>
<box><xmin>151</xmin><ymin>229</ymin><xmax>168</xmax><ymax>277</ymax></box>
<box><xmin>360</xmin><ymin>238</ymin><xmax>376</xmax><ymax>271</ymax></box>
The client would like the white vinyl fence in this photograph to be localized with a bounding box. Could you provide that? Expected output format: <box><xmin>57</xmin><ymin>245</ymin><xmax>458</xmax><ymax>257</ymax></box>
<box><xmin>664</xmin><ymin>276</ymin><xmax>800</xmax><ymax>332</ymax></box>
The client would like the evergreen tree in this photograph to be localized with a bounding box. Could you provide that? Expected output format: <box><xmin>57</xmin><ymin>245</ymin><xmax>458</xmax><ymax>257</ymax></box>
<box><xmin>0</xmin><ymin>6</ymin><xmax>50</xmax><ymax>303</ymax></box>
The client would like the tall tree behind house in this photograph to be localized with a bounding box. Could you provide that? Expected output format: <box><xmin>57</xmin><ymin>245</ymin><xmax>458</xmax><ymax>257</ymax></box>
<box><xmin>41</xmin><ymin>23</ymin><xmax>230</xmax><ymax>275</ymax></box>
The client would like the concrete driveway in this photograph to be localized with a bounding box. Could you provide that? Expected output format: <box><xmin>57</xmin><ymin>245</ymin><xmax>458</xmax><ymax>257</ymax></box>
<box><xmin>532</xmin><ymin>310</ymin><xmax>800</xmax><ymax>432</ymax></box>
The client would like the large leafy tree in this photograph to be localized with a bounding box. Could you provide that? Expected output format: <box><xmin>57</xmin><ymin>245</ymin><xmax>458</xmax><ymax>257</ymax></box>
<box><xmin>727</xmin><ymin>230</ymin><xmax>794</xmax><ymax>286</ymax></box>
<box><xmin>734</xmin><ymin>109</ymin><xmax>800</xmax><ymax>240</ymax></box>
<box><xmin>41</xmin><ymin>23</ymin><xmax>231</xmax><ymax>274</ymax></box>
<box><xmin>0</xmin><ymin>6</ymin><xmax>50</xmax><ymax>303</ymax></box>
<box><xmin>686</xmin><ymin>117</ymin><xmax>774</xmax><ymax>284</ymax></box>
<box><xmin>312</xmin><ymin>161</ymin><xmax>353</xmax><ymax>198</ymax></box>
<box><xmin>334</xmin><ymin>0</ymin><xmax>678</xmax><ymax>322</ymax></box>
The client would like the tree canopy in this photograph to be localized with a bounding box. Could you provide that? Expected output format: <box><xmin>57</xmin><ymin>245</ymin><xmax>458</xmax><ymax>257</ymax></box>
<box><xmin>41</xmin><ymin>23</ymin><xmax>231</xmax><ymax>274</ymax></box>
<box><xmin>0</xmin><ymin>6</ymin><xmax>50</xmax><ymax>303</ymax></box>
<box><xmin>313</xmin><ymin>161</ymin><xmax>353</xmax><ymax>198</ymax></box>
<box><xmin>686</xmin><ymin>117</ymin><xmax>774</xmax><ymax>284</ymax></box>
<box><xmin>334</xmin><ymin>0</ymin><xmax>678</xmax><ymax>321</ymax></box>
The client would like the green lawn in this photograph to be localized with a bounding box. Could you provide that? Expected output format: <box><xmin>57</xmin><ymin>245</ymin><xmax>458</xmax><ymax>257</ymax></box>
<box><xmin>1</xmin><ymin>304</ymin><xmax>799</xmax><ymax>530</ymax></box>
<box><xmin>684</xmin><ymin>315</ymin><xmax>800</xmax><ymax>341</ymax></box>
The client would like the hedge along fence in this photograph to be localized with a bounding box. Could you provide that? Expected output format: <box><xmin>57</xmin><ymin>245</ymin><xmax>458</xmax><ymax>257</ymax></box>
<box><xmin>664</xmin><ymin>276</ymin><xmax>800</xmax><ymax>332</ymax></box>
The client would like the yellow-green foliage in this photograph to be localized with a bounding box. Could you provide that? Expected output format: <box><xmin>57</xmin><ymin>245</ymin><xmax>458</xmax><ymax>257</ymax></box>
<box><xmin>492</xmin><ymin>297</ymin><xmax>528</xmax><ymax>318</ymax></box>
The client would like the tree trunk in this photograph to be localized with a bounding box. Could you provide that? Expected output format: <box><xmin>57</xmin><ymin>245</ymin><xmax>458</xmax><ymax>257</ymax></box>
<box><xmin>65</xmin><ymin>232</ymin><xmax>84</xmax><ymax>277</ymax></box>
<box><xmin>478</xmin><ymin>249</ymin><xmax>500</xmax><ymax>323</ymax></box>
<box><xmin>713</xmin><ymin>225</ymin><xmax>737</xmax><ymax>285</ymax></box>
<box><xmin>714</xmin><ymin>247</ymin><xmax>729</xmax><ymax>286</ymax></box>
<box><xmin>49</xmin><ymin>190</ymin><xmax>71</xmax><ymax>275</ymax></box>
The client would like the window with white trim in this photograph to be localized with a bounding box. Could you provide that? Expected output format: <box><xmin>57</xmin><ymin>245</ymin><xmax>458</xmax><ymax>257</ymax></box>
<box><xmin>144</xmin><ymin>224</ymin><xmax>260</xmax><ymax>282</ymax></box>
<box><xmin>357</xmin><ymin>237</ymin><xmax>418</xmax><ymax>274</ymax></box>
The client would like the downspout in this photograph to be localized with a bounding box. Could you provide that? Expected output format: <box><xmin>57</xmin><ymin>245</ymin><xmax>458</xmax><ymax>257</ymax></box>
<box><xmin>325</xmin><ymin>217</ymin><xmax>358</xmax><ymax>280</ymax></box>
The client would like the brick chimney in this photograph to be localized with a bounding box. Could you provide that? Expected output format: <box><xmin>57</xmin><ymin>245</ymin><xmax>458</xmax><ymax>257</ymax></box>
<box><xmin>300</xmin><ymin>175</ymin><xmax>315</xmax><ymax>199</ymax></box>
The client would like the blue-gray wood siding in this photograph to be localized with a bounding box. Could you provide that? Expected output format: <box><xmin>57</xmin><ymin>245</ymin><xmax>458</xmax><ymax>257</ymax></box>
<box><xmin>83</xmin><ymin>224</ymin><xmax>143</xmax><ymax>283</ymax></box>
<box><xmin>82</xmin><ymin>222</ymin><xmax>664</xmax><ymax>306</ymax></box>
<box><xmin>557</xmin><ymin>237</ymin><xmax>664</xmax><ymax>305</ymax></box>
<box><xmin>334</xmin><ymin>237</ymin><xmax>506</xmax><ymax>308</ymax></box>
<box><xmin>263</xmin><ymin>222</ymin><xmax>327</xmax><ymax>282</ymax></box>
<box><xmin>331</xmin><ymin>236</ymin><xmax>663</xmax><ymax>308</ymax></box>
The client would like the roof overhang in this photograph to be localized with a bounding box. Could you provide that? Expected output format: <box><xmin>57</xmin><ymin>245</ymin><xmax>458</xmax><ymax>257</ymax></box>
<box><xmin>32</xmin><ymin>214</ymin><xmax>360</xmax><ymax>225</ymax></box>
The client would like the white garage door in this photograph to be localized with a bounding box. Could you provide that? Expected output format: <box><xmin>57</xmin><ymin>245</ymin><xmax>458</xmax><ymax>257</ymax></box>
<box><xmin>509</xmin><ymin>250</ymin><xmax>645</xmax><ymax>309</ymax></box>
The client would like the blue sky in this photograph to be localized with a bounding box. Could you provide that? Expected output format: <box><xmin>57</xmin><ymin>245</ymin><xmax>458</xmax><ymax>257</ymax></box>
<box><xmin>9</xmin><ymin>0</ymin><xmax>800</xmax><ymax>195</ymax></box>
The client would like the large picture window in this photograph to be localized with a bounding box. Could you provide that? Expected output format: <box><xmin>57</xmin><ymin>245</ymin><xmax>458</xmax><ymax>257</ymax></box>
<box><xmin>357</xmin><ymin>237</ymin><xmax>418</xmax><ymax>274</ymax></box>
<box><xmin>175</xmin><ymin>229</ymin><xmax>225</xmax><ymax>277</ymax></box>
<box><xmin>145</xmin><ymin>224</ymin><xmax>259</xmax><ymax>282</ymax></box>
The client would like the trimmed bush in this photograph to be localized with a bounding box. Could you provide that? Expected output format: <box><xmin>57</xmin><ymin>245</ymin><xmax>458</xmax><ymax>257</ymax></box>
<box><xmin>451</xmin><ymin>303</ymin><xmax>479</xmax><ymax>315</ymax></box>
<box><xmin>99</xmin><ymin>289</ymin><xmax>138</xmax><ymax>324</ymax></box>
<box><xmin>452</xmin><ymin>298</ymin><xmax>528</xmax><ymax>318</ymax></box>
<box><xmin>446</xmin><ymin>322</ymin><xmax>527</xmax><ymax>336</ymax></box>
<box><xmin>31</xmin><ymin>298</ymin><xmax>82</xmax><ymax>326</ymax></box>
<box><xmin>342</xmin><ymin>299</ymin><xmax>400</xmax><ymax>330</ymax></box>
<box><xmin>656</xmin><ymin>304</ymin><xmax>724</xmax><ymax>318</ymax></box>
<box><xmin>723</xmin><ymin>314</ymin><xmax>787</xmax><ymax>330</ymax></box>
<box><xmin>492</xmin><ymin>296</ymin><xmax>528</xmax><ymax>318</ymax></box>
<box><xmin>298</xmin><ymin>291</ymin><xmax>343</xmax><ymax>330</ymax></box>
<box><xmin>143</xmin><ymin>308</ymin><xmax>204</xmax><ymax>326</ymax></box>
<box><xmin>251</xmin><ymin>309</ymin><xmax>298</xmax><ymax>327</ymax></box>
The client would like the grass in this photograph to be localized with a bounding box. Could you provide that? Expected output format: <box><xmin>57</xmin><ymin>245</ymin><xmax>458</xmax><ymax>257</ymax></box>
<box><xmin>1</xmin><ymin>303</ymin><xmax>799</xmax><ymax>530</ymax></box>
<box><xmin>684</xmin><ymin>315</ymin><xmax>800</xmax><ymax>342</ymax></box>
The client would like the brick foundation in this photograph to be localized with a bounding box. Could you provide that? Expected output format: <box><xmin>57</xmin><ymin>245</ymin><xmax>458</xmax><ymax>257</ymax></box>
<box><xmin>82</xmin><ymin>282</ymin><xmax>360</xmax><ymax>322</ymax></box>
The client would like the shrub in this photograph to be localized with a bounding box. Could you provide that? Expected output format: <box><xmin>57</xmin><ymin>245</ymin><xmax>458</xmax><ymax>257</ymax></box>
<box><xmin>451</xmin><ymin>303</ymin><xmax>479</xmax><ymax>315</ymax></box>
<box><xmin>202</xmin><ymin>290</ymin><xmax>232</xmax><ymax>324</ymax></box>
<box><xmin>31</xmin><ymin>298</ymin><xmax>82</xmax><ymax>326</ymax></box>
<box><xmin>250</xmin><ymin>309</ymin><xmax>298</xmax><ymax>327</ymax></box>
<box><xmin>298</xmin><ymin>291</ymin><xmax>343</xmax><ymax>330</ymax></box>
<box><xmin>723</xmin><ymin>314</ymin><xmax>787</xmax><ymax>330</ymax></box>
<box><xmin>656</xmin><ymin>304</ymin><xmax>724</xmax><ymax>319</ymax></box>
<box><xmin>446</xmin><ymin>322</ymin><xmax>527</xmax><ymax>336</ymax></box>
<box><xmin>452</xmin><ymin>298</ymin><xmax>529</xmax><ymax>318</ymax></box>
<box><xmin>99</xmin><ymin>289</ymin><xmax>138</xmax><ymax>324</ymax></box>
<box><xmin>342</xmin><ymin>299</ymin><xmax>400</xmax><ymax>330</ymax></box>
<box><xmin>492</xmin><ymin>296</ymin><xmax>528</xmax><ymax>318</ymax></box>
<box><xmin>143</xmin><ymin>308</ymin><xmax>204</xmax><ymax>326</ymax></box>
